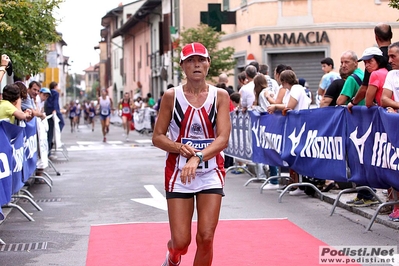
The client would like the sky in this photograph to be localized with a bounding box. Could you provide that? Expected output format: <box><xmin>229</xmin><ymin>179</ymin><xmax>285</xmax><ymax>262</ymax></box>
<box><xmin>54</xmin><ymin>0</ymin><xmax>125</xmax><ymax>74</ymax></box>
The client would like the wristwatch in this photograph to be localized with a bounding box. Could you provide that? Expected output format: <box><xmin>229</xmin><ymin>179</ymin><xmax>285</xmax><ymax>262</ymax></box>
<box><xmin>195</xmin><ymin>152</ymin><xmax>203</xmax><ymax>164</ymax></box>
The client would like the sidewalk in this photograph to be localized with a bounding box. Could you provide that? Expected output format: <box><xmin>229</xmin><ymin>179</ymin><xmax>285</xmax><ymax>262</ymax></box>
<box><xmin>240</xmin><ymin>165</ymin><xmax>399</xmax><ymax>231</ymax></box>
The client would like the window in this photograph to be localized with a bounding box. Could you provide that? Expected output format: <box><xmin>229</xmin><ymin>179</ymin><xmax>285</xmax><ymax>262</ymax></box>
<box><xmin>223</xmin><ymin>0</ymin><xmax>229</xmax><ymax>10</ymax></box>
<box><xmin>241</xmin><ymin>0</ymin><xmax>247</xmax><ymax>6</ymax></box>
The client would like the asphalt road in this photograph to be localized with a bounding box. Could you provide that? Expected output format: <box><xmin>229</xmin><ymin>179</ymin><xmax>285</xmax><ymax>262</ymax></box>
<box><xmin>0</xmin><ymin>117</ymin><xmax>398</xmax><ymax>266</ymax></box>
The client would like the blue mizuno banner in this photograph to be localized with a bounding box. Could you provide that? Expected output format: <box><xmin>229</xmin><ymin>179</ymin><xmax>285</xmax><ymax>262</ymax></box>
<box><xmin>0</xmin><ymin>122</ymin><xmax>14</xmax><ymax>219</ymax></box>
<box><xmin>224</xmin><ymin>106</ymin><xmax>399</xmax><ymax>190</ymax></box>
<box><xmin>224</xmin><ymin>111</ymin><xmax>252</xmax><ymax>161</ymax></box>
<box><xmin>347</xmin><ymin>106</ymin><xmax>399</xmax><ymax>190</ymax></box>
<box><xmin>23</xmin><ymin>118</ymin><xmax>38</xmax><ymax>182</ymax></box>
<box><xmin>1</xmin><ymin>121</ymin><xmax>25</xmax><ymax>194</ymax></box>
<box><xmin>281</xmin><ymin>107</ymin><xmax>347</xmax><ymax>181</ymax></box>
<box><xmin>250</xmin><ymin>111</ymin><xmax>286</xmax><ymax>167</ymax></box>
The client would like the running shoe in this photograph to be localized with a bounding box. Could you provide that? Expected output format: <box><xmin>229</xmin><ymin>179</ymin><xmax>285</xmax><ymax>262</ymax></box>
<box><xmin>346</xmin><ymin>197</ymin><xmax>361</xmax><ymax>205</ymax></box>
<box><xmin>161</xmin><ymin>251</ymin><xmax>180</xmax><ymax>266</ymax></box>
<box><xmin>388</xmin><ymin>209</ymin><xmax>399</xmax><ymax>222</ymax></box>
<box><xmin>353</xmin><ymin>198</ymin><xmax>379</xmax><ymax>207</ymax></box>
<box><xmin>103</xmin><ymin>137</ymin><xmax>106</xmax><ymax>142</ymax></box>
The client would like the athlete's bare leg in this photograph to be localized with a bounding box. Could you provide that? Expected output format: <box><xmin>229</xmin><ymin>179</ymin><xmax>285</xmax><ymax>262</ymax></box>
<box><xmin>122</xmin><ymin>116</ymin><xmax>127</xmax><ymax>132</ymax></box>
<box><xmin>166</xmin><ymin>198</ymin><xmax>195</xmax><ymax>264</ymax></box>
<box><xmin>193</xmin><ymin>193</ymin><xmax>222</xmax><ymax>266</ymax></box>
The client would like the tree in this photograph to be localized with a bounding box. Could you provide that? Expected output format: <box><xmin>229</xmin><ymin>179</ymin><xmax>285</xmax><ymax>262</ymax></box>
<box><xmin>174</xmin><ymin>24</ymin><xmax>236</xmax><ymax>82</ymax></box>
<box><xmin>389</xmin><ymin>0</ymin><xmax>399</xmax><ymax>9</ymax></box>
<box><xmin>0</xmin><ymin>0</ymin><xmax>63</xmax><ymax>77</ymax></box>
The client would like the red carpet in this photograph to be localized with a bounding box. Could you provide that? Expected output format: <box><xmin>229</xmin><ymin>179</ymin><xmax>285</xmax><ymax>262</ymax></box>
<box><xmin>86</xmin><ymin>219</ymin><xmax>352</xmax><ymax>266</ymax></box>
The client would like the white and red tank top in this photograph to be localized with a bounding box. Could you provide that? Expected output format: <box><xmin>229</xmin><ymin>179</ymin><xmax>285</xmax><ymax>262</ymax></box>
<box><xmin>165</xmin><ymin>85</ymin><xmax>225</xmax><ymax>193</ymax></box>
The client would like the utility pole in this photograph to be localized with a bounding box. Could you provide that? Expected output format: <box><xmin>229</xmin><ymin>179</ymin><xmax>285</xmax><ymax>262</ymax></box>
<box><xmin>73</xmin><ymin>73</ymin><xmax>76</xmax><ymax>101</ymax></box>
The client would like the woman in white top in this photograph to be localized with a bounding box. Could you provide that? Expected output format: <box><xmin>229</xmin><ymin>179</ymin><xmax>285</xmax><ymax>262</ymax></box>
<box><xmin>267</xmin><ymin>70</ymin><xmax>311</xmax><ymax>115</ymax></box>
<box><xmin>253</xmin><ymin>74</ymin><xmax>275</xmax><ymax>111</ymax></box>
<box><xmin>152</xmin><ymin>42</ymin><xmax>230</xmax><ymax>266</ymax></box>
<box><xmin>267</xmin><ymin>69</ymin><xmax>311</xmax><ymax>195</ymax></box>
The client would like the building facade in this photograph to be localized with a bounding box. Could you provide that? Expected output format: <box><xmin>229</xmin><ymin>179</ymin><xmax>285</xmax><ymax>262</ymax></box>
<box><xmin>100</xmin><ymin>0</ymin><xmax>399</xmax><ymax>102</ymax></box>
<box><xmin>178</xmin><ymin>0</ymin><xmax>399</xmax><ymax>97</ymax></box>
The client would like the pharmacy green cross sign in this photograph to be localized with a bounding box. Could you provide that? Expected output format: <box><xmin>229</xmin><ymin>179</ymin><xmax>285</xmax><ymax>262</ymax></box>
<box><xmin>200</xmin><ymin>3</ymin><xmax>236</xmax><ymax>32</ymax></box>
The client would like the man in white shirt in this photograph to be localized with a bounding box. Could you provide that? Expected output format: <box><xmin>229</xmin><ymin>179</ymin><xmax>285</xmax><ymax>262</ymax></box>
<box><xmin>239</xmin><ymin>65</ymin><xmax>257</xmax><ymax>111</ymax></box>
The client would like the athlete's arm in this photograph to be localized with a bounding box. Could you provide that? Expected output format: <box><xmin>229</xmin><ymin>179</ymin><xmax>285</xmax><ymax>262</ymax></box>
<box><xmin>110</xmin><ymin>98</ymin><xmax>114</xmax><ymax>110</ymax></box>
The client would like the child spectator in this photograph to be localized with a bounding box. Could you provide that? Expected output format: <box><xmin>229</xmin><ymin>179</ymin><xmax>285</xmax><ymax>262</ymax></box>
<box><xmin>0</xmin><ymin>84</ymin><xmax>32</xmax><ymax>124</ymax></box>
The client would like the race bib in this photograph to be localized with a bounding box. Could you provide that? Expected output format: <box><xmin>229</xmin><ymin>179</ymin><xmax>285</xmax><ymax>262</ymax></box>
<box><xmin>70</xmin><ymin>112</ymin><xmax>75</xmax><ymax>118</ymax></box>
<box><xmin>178</xmin><ymin>138</ymin><xmax>216</xmax><ymax>173</ymax></box>
<box><xmin>122</xmin><ymin>107</ymin><xmax>130</xmax><ymax>114</ymax></box>
<box><xmin>101</xmin><ymin>109</ymin><xmax>110</xmax><ymax>116</ymax></box>
<box><xmin>89</xmin><ymin>112</ymin><xmax>95</xmax><ymax>117</ymax></box>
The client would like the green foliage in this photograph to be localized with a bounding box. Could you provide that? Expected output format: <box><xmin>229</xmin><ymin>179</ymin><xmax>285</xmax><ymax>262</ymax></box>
<box><xmin>89</xmin><ymin>80</ymin><xmax>100</xmax><ymax>100</ymax></box>
<box><xmin>174</xmin><ymin>24</ymin><xmax>236</xmax><ymax>82</ymax></box>
<box><xmin>389</xmin><ymin>0</ymin><xmax>399</xmax><ymax>10</ymax></box>
<box><xmin>0</xmin><ymin>0</ymin><xmax>63</xmax><ymax>77</ymax></box>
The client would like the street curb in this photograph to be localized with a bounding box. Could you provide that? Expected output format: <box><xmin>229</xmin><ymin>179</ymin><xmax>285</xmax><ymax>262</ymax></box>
<box><xmin>321</xmin><ymin>193</ymin><xmax>399</xmax><ymax>231</ymax></box>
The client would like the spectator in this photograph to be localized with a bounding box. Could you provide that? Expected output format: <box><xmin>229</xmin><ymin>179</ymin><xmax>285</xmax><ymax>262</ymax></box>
<box><xmin>0</xmin><ymin>54</ymin><xmax>11</xmax><ymax>82</ymax></box>
<box><xmin>249</xmin><ymin>61</ymin><xmax>259</xmax><ymax>72</ymax></box>
<box><xmin>348</xmin><ymin>22</ymin><xmax>392</xmax><ymax>110</ymax></box>
<box><xmin>68</xmin><ymin>100</ymin><xmax>77</xmax><ymax>133</ymax></box>
<box><xmin>298</xmin><ymin>78</ymin><xmax>312</xmax><ymax>100</ymax></box>
<box><xmin>381</xmin><ymin>41</ymin><xmax>399</xmax><ymax>222</ymax></box>
<box><xmin>253</xmin><ymin>74</ymin><xmax>273</xmax><ymax>109</ymax></box>
<box><xmin>218</xmin><ymin>73</ymin><xmax>234</xmax><ymax>95</ymax></box>
<box><xmin>21</xmin><ymin>80</ymin><xmax>46</xmax><ymax>120</ymax></box>
<box><xmin>146</xmin><ymin>92</ymin><xmax>155</xmax><ymax>108</ymax></box>
<box><xmin>320</xmin><ymin>67</ymin><xmax>347</xmax><ymax>107</ymax></box>
<box><xmin>358</xmin><ymin>47</ymin><xmax>388</xmax><ymax>108</ymax></box>
<box><xmin>230</xmin><ymin>92</ymin><xmax>240</xmax><ymax>109</ymax></box>
<box><xmin>274</xmin><ymin>64</ymin><xmax>293</xmax><ymax>104</ymax></box>
<box><xmin>22</xmin><ymin>81</ymin><xmax>44</xmax><ymax>119</ymax></box>
<box><xmin>267</xmin><ymin>70</ymin><xmax>311</xmax><ymax>195</ymax></box>
<box><xmin>45</xmin><ymin>81</ymin><xmax>65</xmax><ymax>158</ymax></box>
<box><xmin>237</xmin><ymin>71</ymin><xmax>247</xmax><ymax>91</ymax></box>
<box><xmin>35</xmin><ymin>87</ymin><xmax>51</xmax><ymax>182</ymax></box>
<box><xmin>239</xmin><ymin>65</ymin><xmax>257</xmax><ymax>112</ymax></box>
<box><xmin>155</xmin><ymin>90</ymin><xmax>164</xmax><ymax>114</ymax></box>
<box><xmin>253</xmin><ymin>73</ymin><xmax>280</xmax><ymax>189</ymax></box>
<box><xmin>0</xmin><ymin>84</ymin><xmax>32</xmax><ymax>124</ymax></box>
<box><xmin>316</xmin><ymin>57</ymin><xmax>341</xmax><ymax>107</ymax></box>
<box><xmin>335</xmin><ymin>51</ymin><xmax>364</xmax><ymax>106</ymax></box>
<box><xmin>36</xmin><ymin>87</ymin><xmax>51</xmax><ymax>113</ymax></box>
<box><xmin>342</xmin><ymin>47</ymin><xmax>388</xmax><ymax>207</ymax></box>
<box><xmin>259</xmin><ymin>64</ymin><xmax>279</xmax><ymax>98</ymax></box>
